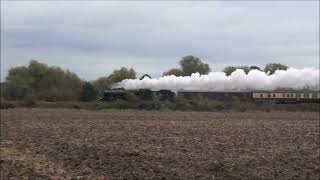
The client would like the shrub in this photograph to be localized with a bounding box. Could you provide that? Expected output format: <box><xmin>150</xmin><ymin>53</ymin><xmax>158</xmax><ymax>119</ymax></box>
<box><xmin>169</xmin><ymin>97</ymin><xmax>191</xmax><ymax>110</ymax></box>
<box><xmin>239</xmin><ymin>106</ymin><xmax>247</xmax><ymax>112</ymax></box>
<box><xmin>214</xmin><ymin>104</ymin><xmax>225</xmax><ymax>111</ymax></box>
<box><xmin>73</xmin><ymin>105</ymin><xmax>80</xmax><ymax>109</ymax></box>
<box><xmin>23</xmin><ymin>94</ymin><xmax>37</xmax><ymax>106</ymax></box>
<box><xmin>124</xmin><ymin>92</ymin><xmax>139</xmax><ymax>102</ymax></box>
<box><xmin>0</xmin><ymin>100</ymin><xmax>17</xmax><ymax>109</ymax></box>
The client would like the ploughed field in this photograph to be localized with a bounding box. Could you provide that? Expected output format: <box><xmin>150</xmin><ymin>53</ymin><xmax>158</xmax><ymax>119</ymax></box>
<box><xmin>1</xmin><ymin>108</ymin><xmax>319</xmax><ymax>179</ymax></box>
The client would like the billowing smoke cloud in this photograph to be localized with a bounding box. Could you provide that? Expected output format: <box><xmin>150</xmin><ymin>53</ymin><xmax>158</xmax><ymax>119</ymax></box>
<box><xmin>117</xmin><ymin>68</ymin><xmax>320</xmax><ymax>91</ymax></box>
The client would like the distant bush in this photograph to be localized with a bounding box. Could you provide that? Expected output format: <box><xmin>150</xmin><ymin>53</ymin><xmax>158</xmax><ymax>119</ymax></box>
<box><xmin>124</xmin><ymin>92</ymin><xmax>139</xmax><ymax>102</ymax></box>
<box><xmin>1</xmin><ymin>97</ymin><xmax>318</xmax><ymax>112</ymax></box>
<box><xmin>168</xmin><ymin>97</ymin><xmax>191</xmax><ymax>110</ymax></box>
<box><xmin>72</xmin><ymin>105</ymin><xmax>80</xmax><ymax>109</ymax></box>
<box><xmin>0</xmin><ymin>100</ymin><xmax>18</xmax><ymax>109</ymax></box>
<box><xmin>139</xmin><ymin>101</ymin><xmax>161</xmax><ymax>110</ymax></box>
<box><xmin>80</xmin><ymin>82</ymin><xmax>98</xmax><ymax>102</ymax></box>
<box><xmin>23</xmin><ymin>94</ymin><xmax>37</xmax><ymax>106</ymax></box>
<box><xmin>214</xmin><ymin>104</ymin><xmax>225</xmax><ymax>111</ymax></box>
<box><xmin>239</xmin><ymin>106</ymin><xmax>247</xmax><ymax>112</ymax></box>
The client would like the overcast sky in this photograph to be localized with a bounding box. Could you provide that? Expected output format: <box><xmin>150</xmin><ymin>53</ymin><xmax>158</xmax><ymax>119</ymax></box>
<box><xmin>1</xmin><ymin>1</ymin><xmax>319</xmax><ymax>81</ymax></box>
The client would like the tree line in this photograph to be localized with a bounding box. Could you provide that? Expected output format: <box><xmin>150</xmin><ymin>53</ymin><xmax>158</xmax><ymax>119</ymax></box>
<box><xmin>163</xmin><ymin>55</ymin><xmax>287</xmax><ymax>76</ymax></box>
<box><xmin>0</xmin><ymin>56</ymin><xmax>288</xmax><ymax>102</ymax></box>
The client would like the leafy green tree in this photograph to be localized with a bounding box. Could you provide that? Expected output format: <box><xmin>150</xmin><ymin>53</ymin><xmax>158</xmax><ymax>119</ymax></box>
<box><xmin>180</xmin><ymin>55</ymin><xmax>210</xmax><ymax>76</ymax></box>
<box><xmin>92</xmin><ymin>77</ymin><xmax>111</xmax><ymax>96</ymax></box>
<box><xmin>93</xmin><ymin>67</ymin><xmax>136</xmax><ymax>95</ymax></box>
<box><xmin>93</xmin><ymin>77</ymin><xmax>110</xmax><ymax>96</ymax></box>
<box><xmin>223</xmin><ymin>66</ymin><xmax>237</xmax><ymax>76</ymax></box>
<box><xmin>264</xmin><ymin>63</ymin><xmax>288</xmax><ymax>75</ymax></box>
<box><xmin>80</xmin><ymin>82</ymin><xmax>98</xmax><ymax>102</ymax></box>
<box><xmin>0</xmin><ymin>82</ymin><xmax>6</xmax><ymax>99</ymax></box>
<box><xmin>249</xmin><ymin>66</ymin><xmax>261</xmax><ymax>71</ymax></box>
<box><xmin>223</xmin><ymin>66</ymin><xmax>251</xmax><ymax>76</ymax></box>
<box><xmin>4</xmin><ymin>66</ymin><xmax>33</xmax><ymax>100</ymax></box>
<box><xmin>163</xmin><ymin>68</ymin><xmax>184</xmax><ymax>77</ymax></box>
<box><xmin>240</xmin><ymin>66</ymin><xmax>251</xmax><ymax>74</ymax></box>
<box><xmin>28</xmin><ymin>60</ymin><xmax>48</xmax><ymax>90</ymax></box>
<box><xmin>60</xmin><ymin>70</ymin><xmax>83</xmax><ymax>101</ymax></box>
<box><xmin>2</xmin><ymin>60</ymin><xmax>83</xmax><ymax>101</ymax></box>
<box><xmin>107</xmin><ymin>67</ymin><xmax>136</xmax><ymax>84</ymax></box>
<box><xmin>163</xmin><ymin>55</ymin><xmax>210</xmax><ymax>77</ymax></box>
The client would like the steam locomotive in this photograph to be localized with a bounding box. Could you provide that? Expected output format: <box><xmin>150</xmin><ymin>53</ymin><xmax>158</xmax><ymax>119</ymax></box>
<box><xmin>100</xmin><ymin>88</ymin><xmax>320</xmax><ymax>103</ymax></box>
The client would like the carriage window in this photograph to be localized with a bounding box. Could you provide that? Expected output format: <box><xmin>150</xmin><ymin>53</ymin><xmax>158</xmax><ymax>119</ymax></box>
<box><xmin>260</xmin><ymin>94</ymin><xmax>263</xmax><ymax>97</ymax></box>
<box><xmin>267</xmin><ymin>94</ymin><xmax>271</xmax><ymax>98</ymax></box>
<box><xmin>312</xmin><ymin>93</ymin><xmax>317</xmax><ymax>98</ymax></box>
<box><xmin>287</xmin><ymin>94</ymin><xmax>290</xmax><ymax>97</ymax></box>
<box><xmin>304</xmin><ymin>93</ymin><xmax>309</xmax><ymax>98</ymax></box>
<box><xmin>291</xmin><ymin>94</ymin><xmax>294</xmax><ymax>97</ymax></box>
<box><xmin>272</xmin><ymin>94</ymin><xmax>276</xmax><ymax>97</ymax></box>
<box><xmin>296</xmin><ymin>93</ymin><xmax>301</xmax><ymax>98</ymax></box>
<box><xmin>282</xmin><ymin>93</ymin><xmax>285</xmax><ymax>97</ymax></box>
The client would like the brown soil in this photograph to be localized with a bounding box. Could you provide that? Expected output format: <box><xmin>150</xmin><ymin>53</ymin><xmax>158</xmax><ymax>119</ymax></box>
<box><xmin>1</xmin><ymin>108</ymin><xmax>319</xmax><ymax>179</ymax></box>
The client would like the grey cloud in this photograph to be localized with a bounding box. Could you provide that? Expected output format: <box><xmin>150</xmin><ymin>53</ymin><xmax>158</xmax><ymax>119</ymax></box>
<box><xmin>1</xmin><ymin>1</ymin><xmax>319</xmax><ymax>81</ymax></box>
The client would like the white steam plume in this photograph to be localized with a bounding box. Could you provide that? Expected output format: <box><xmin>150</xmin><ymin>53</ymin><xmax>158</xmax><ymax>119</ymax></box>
<box><xmin>117</xmin><ymin>68</ymin><xmax>320</xmax><ymax>91</ymax></box>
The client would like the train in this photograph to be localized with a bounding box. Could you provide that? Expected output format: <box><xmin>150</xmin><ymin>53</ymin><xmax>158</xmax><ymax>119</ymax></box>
<box><xmin>100</xmin><ymin>88</ymin><xmax>175</xmax><ymax>101</ymax></box>
<box><xmin>100</xmin><ymin>88</ymin><xmax>320</xmax><ymax>103</ymax></box>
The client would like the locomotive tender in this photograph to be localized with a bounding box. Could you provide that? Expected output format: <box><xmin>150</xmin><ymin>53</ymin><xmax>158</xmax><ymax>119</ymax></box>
<box><xmin>101</xmin><ymin>88</ymin><xmax>320</xmax><ymax>103</ymax></box>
